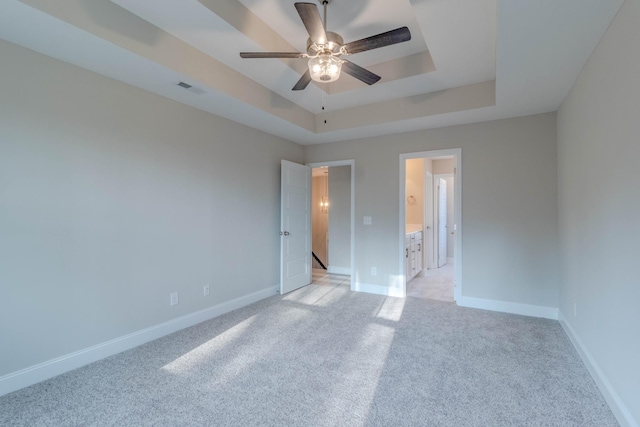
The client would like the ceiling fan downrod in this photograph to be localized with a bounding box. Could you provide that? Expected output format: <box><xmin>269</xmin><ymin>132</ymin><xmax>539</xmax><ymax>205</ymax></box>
<box><xmin>321</xmin><ymin>0</ymin><xmax>330</xmax><ymax>30</ymax></box>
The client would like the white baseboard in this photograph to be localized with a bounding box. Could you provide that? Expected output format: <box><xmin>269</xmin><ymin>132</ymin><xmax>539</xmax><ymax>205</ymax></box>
<box><xmin>355</xmin><ymin>282</ymin><xmax>405</xmax><ymax>298</ymax></box>
<box><xmin>457</xmin><ymin>296</ymin><xmax>558</xmax><ymax>320</ymax></box>
<box><xmin>0</xmin><ymin>286</ymin><xmax>278</xmax><ymax>397</ymax></box>
<box><xmin>327</xmin><ymin>266</ymin><xmax>350</xmax><ymax>276</ymax></box>
<box><xmin>559</xmin><ymin>312</ymin><xmax>638</xmax><ymax>427</ymax></box>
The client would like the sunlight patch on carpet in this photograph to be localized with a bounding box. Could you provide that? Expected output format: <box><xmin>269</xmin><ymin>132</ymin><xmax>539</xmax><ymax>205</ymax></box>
<box><xmin>375</xmin><ymin>296</ymin><xmax>406</xmax><ymax>322</ymax></box>
<box><xmin>324</xmin><ymin>322</ymin><xmax>396</xmax><ymax>422</ymax></box>
<box><xmin>161</xmin><ymin>314</ymin><xmax>258</xmax><ymax>375</ymax></box>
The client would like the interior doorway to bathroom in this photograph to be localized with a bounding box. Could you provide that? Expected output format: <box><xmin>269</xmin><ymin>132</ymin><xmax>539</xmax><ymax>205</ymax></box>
<box><xmin>400</xmin><ymin>149</ymin><xmax>461</xmax><ymax>302</ymax></box>
<box><xmin>308</xmin><ymin>161</ymin><xmax>355</xmax><ymax>290</ymax></box>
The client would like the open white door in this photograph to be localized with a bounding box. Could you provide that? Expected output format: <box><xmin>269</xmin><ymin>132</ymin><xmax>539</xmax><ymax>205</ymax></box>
<box><xmin>438</xmin><ymin>177</ymin><xmax>447</xmax><ymax>268</ymax></box>
<box><xmin>280</xmin><ymin>160</ymin><xmax>312</xmax><ymax>294</ymax></box>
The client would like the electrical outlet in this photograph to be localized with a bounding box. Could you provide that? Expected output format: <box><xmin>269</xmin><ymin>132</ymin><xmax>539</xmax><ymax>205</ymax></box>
<box><xmin>371</xmin><ymin>267</ymin><xmax>377</xmax><ymax>276</ymax></box>
<box><xmin>363</xmin><ymin>216</ymin><xmax>372</xmax><ymax>225</ymax></box>
<box><xmin>203</xmin><ymin>285</ymin><xmax>210</xmax><ymax>296</ymax></box>
<box><xmin>170</xmin><ymin>292</ymin><xmax>179</xmax><ymax>306</ymax></box>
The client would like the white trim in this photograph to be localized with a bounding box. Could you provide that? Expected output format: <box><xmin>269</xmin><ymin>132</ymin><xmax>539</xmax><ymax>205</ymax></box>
<box><xmin>327</xmin><ymin>266</ymin><xmax>351</xmax><ymax>276</ymax></box>
<box><xmin>307</xmin><ymin>160</ymin><xmax>356</xmax><ymax>292</ymax></box>
<box><xmin>355</xmin><ymin>282</ymin><xmax>405</xmax><ymax>298</ymax></box>
<box><xmin>458</xmin><ymin>296</ymin><xmax>559</xmax><ymax>320</ymax></box>
<box><xmin>400</xmin><ymin>149</ymin><xmax>462</xmax><ymax>302</ymax></box>
<box><xmin>0</xmin><ymin>286</ymin><xmax>278</xmax><ymax>397</ymax></box>
<box><xmin>559</xmin><ymin>312</ymin><xmax>639</xmax><ymax>427</ymax></box>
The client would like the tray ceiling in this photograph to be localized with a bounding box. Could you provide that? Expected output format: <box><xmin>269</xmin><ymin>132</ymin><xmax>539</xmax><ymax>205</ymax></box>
<box><xmin>0</xmin><ymin>0</ymin><xmax>624</xmax><ymax>144</ymax></box>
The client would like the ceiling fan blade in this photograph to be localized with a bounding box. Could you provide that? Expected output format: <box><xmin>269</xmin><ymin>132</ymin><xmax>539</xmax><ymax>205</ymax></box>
<box><xmin>240</xmin><ymin>52</ymin><xmax>306</xmax><ymax>59</ymax></box>
<box><xmin>342</xmin><ymin>27</ymin><xmax>411</xmax><ymax>55</ymax></box>
<box><xmin>341</xmin><ymin>60</ymin><xmax>381</xmax><ymax>85</ymax></box>
<box><xmin>292</xmin><ymin>70</ymin><xmax>312</xmax><ymax>91</ymax></box>
<box><xmin>295</xmin><ymin>3</ymin><xmax>327</xmax><ymax>45</ymax></box>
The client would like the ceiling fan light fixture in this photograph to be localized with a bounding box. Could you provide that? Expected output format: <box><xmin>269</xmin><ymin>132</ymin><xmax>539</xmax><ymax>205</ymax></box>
<box><xmin>308</xmin><ymin>54</ymin><xmax>342</xmax><ymax>83</ymax></box>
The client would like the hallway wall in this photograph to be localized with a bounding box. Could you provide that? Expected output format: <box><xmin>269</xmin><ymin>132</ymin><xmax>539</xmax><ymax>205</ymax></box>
<box><xmin>328</xmin><ymin>165</ymin><xmax>351</xmax><ymax>275</ymax></box>
<box><xmin>312</xmin><ymin>173</ymin><xmax>329</xmax><ymax>267</ymax></box>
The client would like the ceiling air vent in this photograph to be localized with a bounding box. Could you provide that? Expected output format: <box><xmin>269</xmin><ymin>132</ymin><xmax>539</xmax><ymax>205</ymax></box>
<box><xmin>176</xmin><ymin>81</ymin><xmax>206</xmax><ymax>95</ymax></box>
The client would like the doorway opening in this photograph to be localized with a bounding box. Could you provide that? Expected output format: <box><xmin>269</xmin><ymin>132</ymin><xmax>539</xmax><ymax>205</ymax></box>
<box><xmin>308</xmin><ymin>160</ymin><xmax>355</xmax><ymax>291</ymax></box>
<box><xmin>399</xmin><ymin>149</ymin><xmax>462</xmax><ymax>302</ymax></box>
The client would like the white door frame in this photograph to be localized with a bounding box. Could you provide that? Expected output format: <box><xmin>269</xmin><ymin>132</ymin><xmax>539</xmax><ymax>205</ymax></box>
<box><xmin>399</xmin><ymin>149</ymin><xmax>462</xmax><ymax>302</ymax></box>
<box><xmin>307</xmin><ymin>160</ymin><xmax>355</xmax><ymax>291</ymax></box>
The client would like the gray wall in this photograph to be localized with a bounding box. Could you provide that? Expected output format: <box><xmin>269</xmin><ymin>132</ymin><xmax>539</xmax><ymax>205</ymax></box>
<box><xmin>557</xmin><ymin>0</ymin><xmax>640</xmax><ymax>423</ymax></box>
<box><xmin>0</xmin><ymin>40</ymin><xmax>304</xmax><ymax>376</ymax></box>
<box><xmin>305</xmin><ymin>113</ymin><xmax>559</xmax><ymax>308</ymax></box>
<box><xmin>328</xmin><ymin>166</ymin><xmax>351</xmax><ymax>274</ymax></box>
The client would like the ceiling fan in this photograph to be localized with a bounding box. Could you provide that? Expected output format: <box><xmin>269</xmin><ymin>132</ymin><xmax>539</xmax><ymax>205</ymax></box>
<box><xmin>239</xmin><ymin>1</ymin><xmax>411</xmax><ymax>91</ymax></box>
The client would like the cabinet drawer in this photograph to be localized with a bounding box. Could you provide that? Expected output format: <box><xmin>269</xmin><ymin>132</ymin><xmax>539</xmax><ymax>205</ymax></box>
<box><xmin>414</xmin><ymin>231</ymin><xmax>422</xmax><ymax>241</ymax></box>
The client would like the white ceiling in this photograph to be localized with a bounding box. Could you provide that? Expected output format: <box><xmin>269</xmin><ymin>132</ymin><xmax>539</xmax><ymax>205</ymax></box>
<box><xmin>0</xmin><ymin>0</ymin><xmax>624</xmax><ymax>144</ymax></box>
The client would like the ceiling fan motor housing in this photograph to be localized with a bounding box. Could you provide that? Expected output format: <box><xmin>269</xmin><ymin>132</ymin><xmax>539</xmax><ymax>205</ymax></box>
<box><xmin>306</xmin><ymin>31</ymin><xmax>344</xmax><ymax>56</ymax></box>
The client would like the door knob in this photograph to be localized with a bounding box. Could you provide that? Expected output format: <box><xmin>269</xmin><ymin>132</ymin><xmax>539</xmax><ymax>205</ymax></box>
<box><xmin>283</xmin><ymin>231</ymin><xmax>290</xmax><ymax>236</ymax></box>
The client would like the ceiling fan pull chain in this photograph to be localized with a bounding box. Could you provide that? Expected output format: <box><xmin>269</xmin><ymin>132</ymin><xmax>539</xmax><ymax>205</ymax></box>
<box><xmin>322</xmin><ymin>90</ymin><xmax>327</xmax><ymax>124</ymax></box>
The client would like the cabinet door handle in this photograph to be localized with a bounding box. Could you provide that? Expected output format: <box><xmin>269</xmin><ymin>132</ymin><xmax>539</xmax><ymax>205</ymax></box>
<box><xmin>418</xmin><ymin>243</ymin><xmax>421</xmax><ymax>251</ymax></box>
<box><xmin>406</xmin><ymin>248</ymin><xmax>408</xmax><ymax>258</ymax></box>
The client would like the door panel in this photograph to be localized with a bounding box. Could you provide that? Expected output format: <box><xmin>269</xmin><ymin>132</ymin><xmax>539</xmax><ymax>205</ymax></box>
<box><xmin>286</xmin><ymin>256</ymin><xmax>308</xmax><ymax>277</ymax></box>
<box><xmin>438</xmin><ymin>178</ymin><xmax>447</xmax><ymax>268</ymax></box>
<box><xmin>425</xmin><ymin>171</ymin><xmax>434</xmax><ymax>269</ymax></box>
<box><xmin>281</xmin><ymin>160</ymin><xmax>312</xmax><ymax>294</ymax></box>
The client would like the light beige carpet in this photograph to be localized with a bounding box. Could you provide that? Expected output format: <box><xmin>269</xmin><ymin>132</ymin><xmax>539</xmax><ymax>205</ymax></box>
<box><xmin>0</xmin><ymin>283</ymin><xmax>618</xmax><ymax>426</ymax></box>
